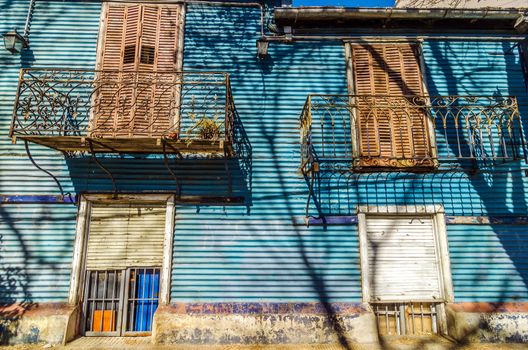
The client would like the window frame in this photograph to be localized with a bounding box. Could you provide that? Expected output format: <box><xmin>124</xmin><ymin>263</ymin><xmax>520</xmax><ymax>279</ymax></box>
<box><xmin>344</xmin><ymin>40</ymin><xmax>439</xmax><ymax>167</ymax></box>
<box><xmin>68</xmin><ymin>194</ymin><xmax>176</xmax><ymax>307</ymax></box>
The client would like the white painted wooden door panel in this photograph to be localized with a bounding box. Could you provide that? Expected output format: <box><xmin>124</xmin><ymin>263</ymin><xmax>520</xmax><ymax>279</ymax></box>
<box><xmin>366</xmin><ymin>216</ymin><xmax>442</xmax><ymax>301</ymax></box>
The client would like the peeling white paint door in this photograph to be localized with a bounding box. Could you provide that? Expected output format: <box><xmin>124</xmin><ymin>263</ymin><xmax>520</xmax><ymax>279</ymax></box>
<box><xmin>366</xmin><ymin>216</ymin><xmax>442</xmax><ymax>301</ymax></box>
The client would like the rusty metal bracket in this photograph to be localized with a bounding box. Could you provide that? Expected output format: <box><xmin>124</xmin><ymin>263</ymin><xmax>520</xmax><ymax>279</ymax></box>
<box><xmin>162</xmin><ymin>140</ymin><xmax>182</xmax><ymax>197</ymax></box>
<box><xmin>88</xmin><ymin>139</ymin><xmax>117</xmax><ymax>198</ymax></box>
<box><xmin>24</xmin><ymin>140</ymin><xmax>73</xmax><ymax>202</ymax></box>
<box><xmin>224</xmin><ymin>147</ymin><xmax>232</xmax><ymax>195</ymax></box>
<box><xmin>301</xmin><ymin>166</ymin><xmax>326</xmax><ymax>228</ymax></box>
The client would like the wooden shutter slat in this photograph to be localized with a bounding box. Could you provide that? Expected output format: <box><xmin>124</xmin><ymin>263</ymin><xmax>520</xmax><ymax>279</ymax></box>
<box><xmin>153</xmin><ymin>6</ymin><xmax>181</xmax><ymax>134</ymax></box>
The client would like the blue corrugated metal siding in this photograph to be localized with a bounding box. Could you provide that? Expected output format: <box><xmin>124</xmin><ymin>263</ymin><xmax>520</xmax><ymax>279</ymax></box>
<box><xmin>0</xmin><ymin>0</ymin><xmax>29</xmax><ymax>153</ymax></box>
<box><xmin>0</xmin><ymin>0</ymin><xmax>100</xmax><ymax>303</ymax></box>
<box><xmin>423</xmin><ymin>41</ymin><xmax>528</xmax><ymax>301</ymax></box>
<box><xmin>0</xmin><ymin>1</ymin><xmax>527</xmax><ymax>304</ymax></box>
<box><xmin>0</xmin><ymin>0</ymin><xmax>100</xmax><ymax>194</ymax></box>
<box><xmin>0</xmin><ymin>204</ymin><xmax>77</xmax><ymax>302</ymax></box>
<box><xmin>448</xmin><ymin>225</ymin><xmax>528</xmax><ymax>302</ymax></box>
<box><xmin>177</xmin><ymin>4</ymin><xmax>528</xmax><ymax>302</ymax></box>
<box><xmin>173</xmin><ymin>4</ymin><xmax>360</xmax><ymax>302</ymax></box>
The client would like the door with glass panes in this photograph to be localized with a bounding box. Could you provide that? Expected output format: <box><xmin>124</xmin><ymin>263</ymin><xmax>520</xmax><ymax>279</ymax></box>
<box><xmin>82</xmin><ymin>205</ymin><xmax>166</xmax><ymax>336</ymax></box>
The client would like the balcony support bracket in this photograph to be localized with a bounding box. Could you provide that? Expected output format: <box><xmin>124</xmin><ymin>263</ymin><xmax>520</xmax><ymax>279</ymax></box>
<box><xmin>24</xmin><ymin>140</ymin><xmax>71</xmax><ymax>202</ymax></box>
<box><xmin>301</xmin><ymin>166</ymin><xmax>326</xmax><ymax>228</ymax></box>
<box><xmin>162</xmin><ymin>140</ymin><xmax>182</xmax><ymax>197</ymax></box>
<box><xmin>88</xmin><ymin>139</ymin><xmax>117</xmax><ymax>198</ymax></box>
<box><xmin>224</xmin><ymin>147</ymin><xmax>232</xmax><ymax>195</ymax></box>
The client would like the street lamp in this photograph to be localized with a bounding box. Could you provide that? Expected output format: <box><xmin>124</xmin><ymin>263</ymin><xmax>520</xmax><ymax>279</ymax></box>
<box><xmin>3</xmin><ymin>28</ymin><xmax>28</xmax><ymax>54</ymax></box>
<box><xmin>257</xmin><ymin>38</ymin><xmax>269</xmax><ymax>59</ymax></box>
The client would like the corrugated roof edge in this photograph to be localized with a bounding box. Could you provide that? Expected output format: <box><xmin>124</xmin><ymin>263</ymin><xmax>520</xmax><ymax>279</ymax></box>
<box><xmin>275</xmin><ymin>7</ymin><xmax>525</xmax><ymax>21</ymax></box>
<box><xmin>274</xmin><ymin>6</ymin><xmax>528</xmax><ymax>34</ymax></box>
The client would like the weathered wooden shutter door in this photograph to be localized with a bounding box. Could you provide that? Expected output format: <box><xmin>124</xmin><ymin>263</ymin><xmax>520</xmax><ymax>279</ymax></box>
<box><xmin>132</xmin><ymin>5</ymin><xmax>160</xmax><ymax>136</ymax></box>
<box><xmin>134</xmin><ymin>5</ymin><xmax>181</xmax><ymax>137</ymax></box>
<box><xmin>85</xmin><ymin>205</ymin><xmax>166</xmax><ymax>269</ymax></box>
<box><xmin>366</xmin><ymin>216</ymin><xmax>442</xmax><ymax>301</ymax></box>
<box><xmin>351</xmin><ymin>44</ymin><xmax>430</xmax><ymax>165</ymax></box>
<box><xmin>118</xmin><ymin>5</ymin><xmax>141</xmax><ymax>137</ymax></box>
<box><xmin>93</xmin><ymin>5</ymin><xmax>126</xmax><ymax>137</ymax></box>
<box><xmin>153</xmin><ymin>6</ymin><xmax>181</xmax><ymax>135</ymax></box>
<box><xmin>94</xmin><ymin>4</ymin><xmax>181</xmax><ymax>138</ymax></box>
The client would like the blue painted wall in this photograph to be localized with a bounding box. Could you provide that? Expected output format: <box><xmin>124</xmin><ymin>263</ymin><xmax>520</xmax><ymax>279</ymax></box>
<box><xmin>0</xmin><ymin>1</ymin><xmax>527</xmax><ymax>305</ymax></box>
<box><xmin>0</xmin><ymin>0</ymin><xmax>100</xmax><ymax>303</ymax></box>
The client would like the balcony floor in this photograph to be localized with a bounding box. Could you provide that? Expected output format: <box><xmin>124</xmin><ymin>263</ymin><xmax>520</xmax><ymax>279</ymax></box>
<box><xmin>16</xmin><ymin>136</ymin><xmax>232</xmax><ymax>155</ymax></box>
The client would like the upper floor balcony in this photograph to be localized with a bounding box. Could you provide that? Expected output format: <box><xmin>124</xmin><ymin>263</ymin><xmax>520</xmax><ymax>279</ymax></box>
<box><xmin>10</xmin><ymin>68</ymin><xmax>241</xmax><ymax>155</ymax></box>
<box><xmin>300</xmin><ymin>94</ymin><xmax>526</xmax><ymax>173</ymax></box>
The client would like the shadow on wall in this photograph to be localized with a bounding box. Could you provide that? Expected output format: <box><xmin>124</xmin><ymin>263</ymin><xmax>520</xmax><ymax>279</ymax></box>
<box><xmin>297</xmin><ymin>40</ymin><xmax>528</xmax><ymax>346</ymax></box>
<box><xmin>0</xmin><ymin>224</ymin><xmax>34</xmax><ymax>344</ymax></box>
<box><xmin>63</xmin><ymin>153</ymin><xmax>252</xmax><ymax>206</ymax></box>
<box><xmin>0</xmin><ymin>235</ymin><xmax>34</xmax><ymax>345</ymax></box>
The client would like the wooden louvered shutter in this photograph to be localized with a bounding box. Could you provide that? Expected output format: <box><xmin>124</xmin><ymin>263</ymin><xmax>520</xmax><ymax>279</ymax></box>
<box><xmin>133</xmin><ymin>6</ymin><xmax>160</xmax><ymax>136</ymax></box>
<box><xmin>92</xmin><ymin>4</ymin><xmax>181</xmax><ymax>138</ymax></box>
<box><xmin>153</xmin><ymin>6</ymin><xmax>181</xmax><ymax>135</ymax></box>
<box><xmin>351</xmin><ymin>44</ymin><xmax>432</xmax><ymax>168</ymax></box>
<box><xmin>92</xmin><ymin>5</ymin><xmax>127</xmax><ymax>137</ymax></box>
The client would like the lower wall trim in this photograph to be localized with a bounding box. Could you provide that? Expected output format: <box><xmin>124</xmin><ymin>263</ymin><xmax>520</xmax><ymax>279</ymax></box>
<box><xmin>168</xmin><ymin>302</ymin><xmax>367</xmax><ymax>315</ymax></box>
<box><xmin>153</xmin><ymin>302</ymin><xmax>377</xmax><ymax>344</ymax></box>
<box><xmin>0</xmin><ymin>303</ymin><xmax>76</xmax><ymax>345</ymax></box>
<box><xmin>3</xmin><ymin>302</ymin><xmax>528</xmax><ymax>344</ymax></box>
<box><xmin>449</xmin><ymin>302</ymin><xmax>528</xmax><ymax>313</ymax></box>
<box><xmin>446</xmin><ymin>303</ymin><xmax>528</xmax><ymax>343</ymax></box>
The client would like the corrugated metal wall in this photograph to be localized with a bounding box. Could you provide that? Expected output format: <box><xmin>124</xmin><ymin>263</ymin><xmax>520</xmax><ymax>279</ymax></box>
<box><xmin>0</xmin><ymin>0</ymin><xmax>100</xmax><ymax>303</ymax></box>
<box><xmin>0</xmin><ymin>204</ymin><xmax>77</xmax><ymax>303</ymax></box>
<box><xmin>448</xmin><ymin>225</ymin><xmax>528</xmax><ymax>302</ymax></box>
<box><xmin>0</xmin><ymin>1</ymin><xmax>527</xmax><ymax>304</ymax></box>
<box><xmin>422</xmin><ymin>41</ymin><xmax>528</xmax><ymax>301</ymax></box>
<box><xmin>178</xmin><ymin>4</ymin><xmax>528</xmax><ymax>302</ymax></box>
<box><xmin>173</xmin><ymin>4</ymin><xmax>360</xmax><ymax>302</ymax></box>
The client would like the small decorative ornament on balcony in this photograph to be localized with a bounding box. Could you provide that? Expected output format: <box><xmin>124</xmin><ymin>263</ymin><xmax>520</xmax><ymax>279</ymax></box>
<box><xmin>3</xmin><ymin>28</ymin><xmax>28</xmax><ymax>54</ymax></box>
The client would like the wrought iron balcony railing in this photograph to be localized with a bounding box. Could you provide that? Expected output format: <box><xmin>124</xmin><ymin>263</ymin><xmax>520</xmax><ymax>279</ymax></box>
<box><xmin>300</xmin><ymin>94</ymin><xmax>526</xmax><ymax>172</ymax></box>
<box><xmin>10</xmin><ymin>68</ymin><xmax>240</xmax><ymax>154</ymax></box>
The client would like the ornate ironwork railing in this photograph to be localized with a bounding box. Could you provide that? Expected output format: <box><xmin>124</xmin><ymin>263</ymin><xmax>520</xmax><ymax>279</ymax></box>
<box><xmin>10</xmin><ymin>68</ymin><xmax>238</xmax><ymax>152</ymax></box>
<box><xmin>300</xmin><ymin>94</ymin><xmax>526</xmax><ymax>172</ymax></box>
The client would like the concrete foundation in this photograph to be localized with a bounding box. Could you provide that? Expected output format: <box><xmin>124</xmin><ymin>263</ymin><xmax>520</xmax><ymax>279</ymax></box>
<box><xmin>446</xmin><ymin>303</ymin><xmax>528</xmax><ymax>343</ymax></box>
<box><xmin>0</xmin><ymin>303</ymin><xmax>78</xmax><ymax>345</ymax></box>
<box><xmin>3</xmin><ymin>302</ymin><xmax>528</xmax><ymax>345</ymax></box>
<box><xmin>152</xmin><ymin>303</ymin><xmax>378</xmax><ymax>344</ymax></box>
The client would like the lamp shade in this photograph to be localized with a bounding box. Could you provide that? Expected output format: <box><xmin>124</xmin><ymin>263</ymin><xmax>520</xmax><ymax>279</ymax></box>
<box><xmin>257</xmin><ymin>39</ymin><xmax>269</xmax><ymax>59</ymax></box>
<box><xmin>3</xmin><ymin>29</ymin><xmax>27</xmax><ymax>54</ymax></box>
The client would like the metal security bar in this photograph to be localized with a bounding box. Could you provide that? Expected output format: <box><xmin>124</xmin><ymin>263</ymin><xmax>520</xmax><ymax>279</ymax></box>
<box><xmin>123</xmin><ymin>268</ymin><xmax>160</xmax><ymax>334</ymax></box>
<box><xmin>83</xmin><ymin>268</ymin><xmax>160</xmax><ymax>336</ymax></box>
<box><xmin>372</xmin><ymin>302</ymin><xmax>441</xmax><ymax>336</ymax></box>
<box><xmin>300</xmin><ymin>94</ymin><xmax>526</xmax><ymax>172</ymax></box>
<box><xmin>83</xmin><ymin>270</ymin><xmax>123</xmax><ymax>336</ymax></box>
<box><xmin>10</xmin><ymin>69</ymin><xmax>238</xmax><ymax>154</ymax></box>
